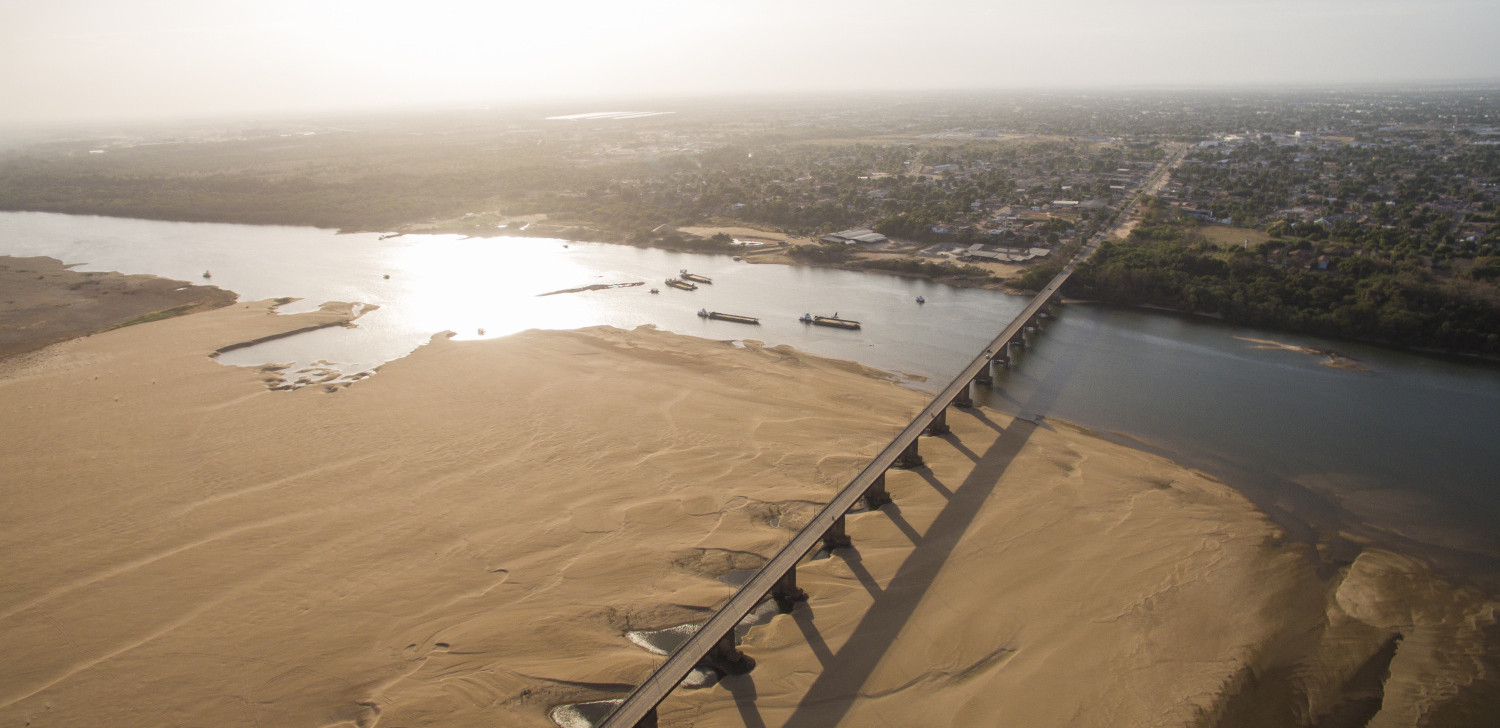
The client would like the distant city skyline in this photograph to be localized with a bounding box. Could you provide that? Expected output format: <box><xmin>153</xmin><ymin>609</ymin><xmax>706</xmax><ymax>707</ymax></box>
<box><xmin>3</xmin><ymin>0</ymin><xmax>1498</xmax><ymax>125</ymax></box>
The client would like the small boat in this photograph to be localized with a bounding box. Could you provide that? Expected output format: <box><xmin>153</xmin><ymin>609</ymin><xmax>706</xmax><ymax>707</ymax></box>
<box><xmin>698</xmin><ymin>309</ymin><xmax>760</xmax><ymax>325</ymax></box>
<box><xmin>650</xmin><ymin>288</ymin><xmax>660</xmax><ymax>294</ymax></box>
<box><xmin>477</xmin><ymin>328</ymin><xmax>485</xmax><ymax>335</ymax></box>
<box><xmin>733</xmin><ymin>256</ymin><xmax>743</xmax><ymax>262</ymax></box>
<box><xmin>800</xmin><ymin>313</ymin><xmax>861</xmax><ymax>330</ymax></box>
<box><xmin>383</xmin><ymin>274</ymin><xmax>390</xmax><ymax>280</ymax></box>
<box><xmin>202</xmin><ymin>270</ymin><xmax>211</xmax><ymax>279</ymax></box>
<box><xmin>665</xmin><ymin>278</ymin><xmax>697</xmax><ymax>291</ymax></box>
<box><xmin>916</xmin><ymin>295</ymin><xmax>925</xmax><ymax>304</ymax></box>
<box><xmin>679</xmin><ymin>269</ymin><xmax>713</xmax><ymax>284</ymax></box>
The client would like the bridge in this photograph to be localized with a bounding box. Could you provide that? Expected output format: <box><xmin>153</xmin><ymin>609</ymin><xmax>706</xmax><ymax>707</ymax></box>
<box><xmin>592</xmin><ymin>150</ymin><xmax>1180</xmax><ymax>728</ymax></box>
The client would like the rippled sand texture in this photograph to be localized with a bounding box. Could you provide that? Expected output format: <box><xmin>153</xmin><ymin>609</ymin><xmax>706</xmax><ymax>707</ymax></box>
<box><xmin>0</xmin><ymin>301</ymin><xmax>1493</xmax><ymax>727</ymax></box>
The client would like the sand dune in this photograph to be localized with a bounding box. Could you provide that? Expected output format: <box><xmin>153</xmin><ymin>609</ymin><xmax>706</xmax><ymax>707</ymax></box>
<box><xmin>0</xmin><ymin>301</ymin><xmax>1494</xmax><ymax>727</ymax></box>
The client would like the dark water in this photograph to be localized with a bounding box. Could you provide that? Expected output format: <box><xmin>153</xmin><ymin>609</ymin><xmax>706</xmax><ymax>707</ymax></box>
<box><xmin>976</xmin><ymin>306</ymin><xmax>1500</xmax><ymax>583</ymax></box>
<box><xmin>2</xmin><ymin>211</ymin><xmax>1496</xmax><ymax>583</ymax></box>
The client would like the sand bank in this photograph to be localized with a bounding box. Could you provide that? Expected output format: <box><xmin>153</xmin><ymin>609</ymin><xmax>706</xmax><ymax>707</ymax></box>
<box><xmin>0</xmin><ymin>255</ymin><xmax>235</xmax><ymax>359</ymax></box>
<box><xmin>0</xmin><ymin>300</ymin><xmax>1494</xmax><ymax>727</ymax></box>
<box><xmin>1236</xmin><ymin>335</ymin><xmax>1372</xmax><ymax>372</ymax></box>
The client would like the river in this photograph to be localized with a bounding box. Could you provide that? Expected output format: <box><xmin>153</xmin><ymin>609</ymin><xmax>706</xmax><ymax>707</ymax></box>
<box><xmin>3</xmin><ymin>211</ymin><xmax>1496</xmax><ymax>585</ymax></box>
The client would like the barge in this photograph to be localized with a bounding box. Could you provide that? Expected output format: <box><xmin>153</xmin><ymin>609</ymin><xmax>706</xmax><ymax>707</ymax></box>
<box><xmin>679</xmin><ymin>269</ymin><xmax>713</xmax><ymax>284</ymax></box>
<box><xmin>697</xmin><ymin>309</ymin><xmax>760</xmax><ymax>325</ymax></box>
<box><xmin>799</xmin><ymin>313</ymin><xmax>861</xmax><ymax>330</ymax></box>
<box><xmin>665</xmin><ymin>278</ymin><xmax>698</xmax><ymax>291</ymax></box>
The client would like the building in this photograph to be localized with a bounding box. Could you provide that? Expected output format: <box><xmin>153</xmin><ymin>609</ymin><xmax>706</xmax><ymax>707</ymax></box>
<box><xmin>960</xmin><ymin>244</ymin><xmax>1052</xmax><ymax>263</ymax></box>
<box><xmin>820</xmin><ymin>228</ymin><xmax>889</xmax><ymax>246</ymax></box>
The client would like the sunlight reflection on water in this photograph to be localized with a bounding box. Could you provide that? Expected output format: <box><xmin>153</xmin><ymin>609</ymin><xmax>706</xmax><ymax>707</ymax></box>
<box><xmin>3</xmin><ymin>211</ymin><xmax>1497</xmax><ymax>558</ymax></box>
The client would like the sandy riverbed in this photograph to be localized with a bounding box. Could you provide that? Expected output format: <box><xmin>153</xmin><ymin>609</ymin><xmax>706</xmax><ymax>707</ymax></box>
<box><xmin>0</xmin><ymin>279</ymin><xmax>1494</xmax><ymax>726</ymax></box>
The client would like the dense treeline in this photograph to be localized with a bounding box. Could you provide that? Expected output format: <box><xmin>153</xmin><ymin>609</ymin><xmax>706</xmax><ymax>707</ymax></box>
<box><xmin>0</xmin><ymin>160</ymin><xmax>574</xmax><ymax>230</ymax></box>
<box><xmin>0</xmin><ymin>133</ymin><xmax>1120</xmax><ymax>243</ymax></box>
<box><xmin>1064</xmin><ymin>205</ymin><xmax>1500</xmax><ymax>354</ymax></box>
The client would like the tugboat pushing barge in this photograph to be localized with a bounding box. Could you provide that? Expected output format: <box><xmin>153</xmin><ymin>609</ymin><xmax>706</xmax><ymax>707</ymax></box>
<box><xmin>799</xmin><ymin>313</ymin><xmax>861</xmax><ymax>330</ymax></box>
<box><xmin>679</xmin><ymin>269</ymin><xmax>712</xmax><ymax>284</ymax></box>
<box><xmin>665</xmin><ymin>278</ymin><xmax>697</xmax><ymax>291</ymax></box>
<box><xmin>697</xmin><ymin>309</ymin><xmax>760</xmax><ymax>325</ymax></box>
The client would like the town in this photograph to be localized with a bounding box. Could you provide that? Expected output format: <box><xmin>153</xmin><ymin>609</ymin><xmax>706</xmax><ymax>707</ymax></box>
<box><xmin>1</xmin><ymin>87</ymin><xmax>1496</xmax><ymax>352</ymax></box>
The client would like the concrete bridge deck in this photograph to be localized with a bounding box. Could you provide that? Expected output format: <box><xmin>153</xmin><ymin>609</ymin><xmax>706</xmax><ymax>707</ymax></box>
<box><xmin>595</xmin><ymin>237</ymin><xmax>1100</xmax><ymax>728</ymax></box>
<box><xmin>591</xmin><ymin>144</ymin><xmax>1188</xmax><ymax>727</ymax></box>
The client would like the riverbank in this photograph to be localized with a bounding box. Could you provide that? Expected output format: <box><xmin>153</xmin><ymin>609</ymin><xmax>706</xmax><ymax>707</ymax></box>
<box><xmin>393</xmin><ymin>218</ymin><xmax>1029</xmax><ymax>292</ymax></box>
<box><xmin>0</xmin><ymin>281</ymin><xmax>1493</xmax><ymax>726</ymax></box>
<box><xmin>0</xmin><ymin>255</ymin><xmax>235</xmax><ymax>359</ymax></box>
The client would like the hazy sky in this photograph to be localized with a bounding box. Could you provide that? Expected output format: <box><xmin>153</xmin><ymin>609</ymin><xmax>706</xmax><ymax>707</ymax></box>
<box><xmin>2</xmin><ymin>0</ymin><xmax>1497</xmax><ymax>124</ymax></box>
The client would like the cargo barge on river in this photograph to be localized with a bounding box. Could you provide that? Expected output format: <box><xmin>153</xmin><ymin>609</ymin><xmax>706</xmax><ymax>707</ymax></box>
<box><xmin>799</xmin><ymin>313</ymin><xmax>861</xmax><ymax>330</ymax></box>
<box><xmin>697</xmin><ymin>309</ymin><xmax>760</xmax><ymax>325</ymax></box>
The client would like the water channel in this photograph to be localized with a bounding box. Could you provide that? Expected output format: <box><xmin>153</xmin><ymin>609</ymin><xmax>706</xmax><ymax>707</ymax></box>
<box><xmin>3</xmin><ymin>211</ymin><xmax>1496</xmax><ymax>585</ymax></box>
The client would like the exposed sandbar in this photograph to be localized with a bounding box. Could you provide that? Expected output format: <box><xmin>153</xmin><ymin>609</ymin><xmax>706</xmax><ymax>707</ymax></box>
<box><xmin>0</xmin><ymin>297</ymin><xmax>1493</xmax><ymax>727</ymax></box>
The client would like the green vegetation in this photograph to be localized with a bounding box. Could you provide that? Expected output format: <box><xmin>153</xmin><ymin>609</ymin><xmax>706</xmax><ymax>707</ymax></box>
<box><xmin>104</xmin><ymin>304</ymin><xmax>199</xmax><ymax>331</ymax></box>
<box><xmin>785</xmin><ymin>243</ymin><xmax>994</xmax><ymax>281</ymax></box>
<box><xmin>4</xmin><ymin>89</ymin><xmax>1497</xmax><ymax>355</ymax></box>
<box><xmin>1067</xmin><ymin>202</ymin><xmax>1500</xmax><ymax>354</ymax></box>
<box><xmin>1173</xmin><ymin>136</ymin><xmax>1500</xmax><ymax>260</ymax></box>
<box><xmin>850</xmin><ymin>257</ymin><xmax>993</xmax><ymax>279</ymax></box>
<box><xmin>787</xmin><ymin>243</ymin><xmax>854</xmax><ymax>264</ymax></box>
<box><xmin>625</xmin><ymin>229</ymin><xmax>739</xmax><ymax>254</ymax></box>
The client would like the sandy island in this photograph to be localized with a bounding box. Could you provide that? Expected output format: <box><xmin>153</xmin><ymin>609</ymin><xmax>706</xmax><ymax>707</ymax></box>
<box><xmin>0</xmin><ymin>268</ymin><xmax>1495</xmax><ymax>727</ymax></box>
<box><xmin>1236</xmin><ymin>336</ymin><xmax>1373</xmax><ymax>372</ymax></box>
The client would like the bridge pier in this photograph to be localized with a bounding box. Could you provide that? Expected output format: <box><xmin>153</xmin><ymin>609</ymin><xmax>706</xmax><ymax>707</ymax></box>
<box><xmin>954</xmin><ymin>381</ymin><xmax>974</xmax><ymax>408</ymax></box>
<box><xmin>974</xmin><ymin>362</ymin><xmax>993</xmax><ymax>387</ymax></box>
<box><xmin>705</xmin><ymin>631</ymin><xmax>755</xmax><ymax>676</ymax></box>
<box><xmin>771</xmin><ymin>566</ymin><xmax>808</xmax><ymax>611</ymax></box>
<box><xmin>894</xmin><ymin>439</ymin><xmax>925</xmax><ymax>469</ymax></box>
<box><xmin>924</xmin><ymin>408</ymin><xmax>950</xmax><ymax>436</ymax></box>
<box><xmin>864</xmin><ymin>472</ymin><xmax>892</xmax><ymax>509</ymax></box>
<box><xmin>589</xmin><ymin>175</ymin><xmax>1110</xmax><ymax>728</ymax></box>
<box><xmin>822</xmin><ymin>513</ymin><xmax>853</xmax><ymax>551</ymax></box>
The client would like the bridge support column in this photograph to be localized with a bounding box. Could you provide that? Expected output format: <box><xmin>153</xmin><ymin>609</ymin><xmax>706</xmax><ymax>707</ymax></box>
<box><xmin>822</xmin><ymin>513</ymin><xmax>853</xmax><ymax>551</ymax></box>
<box><xmin>706</xmin><ymin>631</ymin><xmax>755</xmax><ymax>676</ymax></box>
<box><xmin>924</xmin><ymin>408</ymin><xmax>950</xmax><ymax>436</ymax></box>
<box><xmin>864</xmin><ymin>472</ymin><xmax>892</xmax><ymax>510</ymax></box>
<box><xmin>633</xmin><ymin>708</ymin><xmax>658</xmax><ymax>728</ymax></box>
<box><xmin>975</xmin><ymin>362</ymin><xmax>994</xmax><ymax>387</ymax></box>
<box><xmin>771</xmin><ymin>566</ymin><xmax>808</xmax><ymax>611</ymax></box>
<box><xmin>894</xmin><ymin>439</ymin><xmax>925</xmax><ymax>469</ymax></box>
<box><xmin>992</xmin><ymin>347</ymin><xmax>1010</xmax><ymax>369</ymax></box>
<box><xmin>954</xmin><ymin>381</ymin><xmax>974</xmax><ymax>408</ymax></box>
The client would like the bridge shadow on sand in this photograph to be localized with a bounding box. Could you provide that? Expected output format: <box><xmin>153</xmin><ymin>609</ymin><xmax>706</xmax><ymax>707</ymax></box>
<box><xmin>724</xmin><ymin>319</ymin><xmax>1087</xmax><ymax>728</ymax></box>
